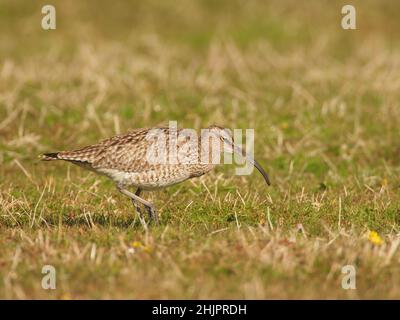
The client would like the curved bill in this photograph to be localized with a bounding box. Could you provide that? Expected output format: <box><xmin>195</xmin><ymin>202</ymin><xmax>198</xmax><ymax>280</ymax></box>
<box><xmin>233</xmin><ymin>145</ymin><xmax>271</xmax><ymax>186</ymax></box>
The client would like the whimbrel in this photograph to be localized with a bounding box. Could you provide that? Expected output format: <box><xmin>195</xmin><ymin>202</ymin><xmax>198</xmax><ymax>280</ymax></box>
<box><xmin>41</xmin><ymin>125</ymin><xmax>270</xmax><ymax>223</ymax></box>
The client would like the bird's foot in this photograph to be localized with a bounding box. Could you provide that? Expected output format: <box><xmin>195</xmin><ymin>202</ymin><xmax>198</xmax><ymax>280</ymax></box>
<box><xmin>147</xmin><ymin>206</ymin><xmax>159</xmax><ymax>225</ymax></box>
<box><xmin>132</xmin><ymin>200</ymin><xmax>142</xmax><ymax>216</ymax></box>
<box><xmin>132</xmin><ymin>200</ymin><xmax>158</xmax><ymax>225</ymax></box>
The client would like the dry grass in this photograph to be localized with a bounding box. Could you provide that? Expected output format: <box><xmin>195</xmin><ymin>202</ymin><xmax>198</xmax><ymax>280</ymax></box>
<box><xmin>1</xmin><ymin>0</ymin><xmax>400</xmax><ymax>299</ymax></box>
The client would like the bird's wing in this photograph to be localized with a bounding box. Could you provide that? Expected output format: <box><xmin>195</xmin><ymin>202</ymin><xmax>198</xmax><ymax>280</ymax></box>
<box><xmin>92</xmin><ymin>139</ymin><xmax>155</xmax><ymax>173</ymax></box>
<box><xmin>57</xmin><ymin>127</ymin><xmax>197</xmax><ymax>173</ymax></box>
<box><xmin>92</xmin><ymin>128</ymin><xmax>173</xmax><ymax>173</ymax></box>
<box><xmin>55</xmin><ymin>129</ymin><xmax>154</xmax><ymax>172</ymax></box>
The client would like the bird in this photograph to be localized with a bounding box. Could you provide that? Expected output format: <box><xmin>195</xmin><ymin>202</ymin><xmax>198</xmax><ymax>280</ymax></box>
<box><xmin>40</xmin><ymin>125</ymin><xmax>271</xmax><ymax>224</ymax></box>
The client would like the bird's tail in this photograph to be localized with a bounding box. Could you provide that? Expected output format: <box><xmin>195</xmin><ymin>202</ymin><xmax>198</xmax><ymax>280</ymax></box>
<box><xmin>40</xmin><ymin>152</ymin><xmax>60</xmax><ymax>161</ymax></box>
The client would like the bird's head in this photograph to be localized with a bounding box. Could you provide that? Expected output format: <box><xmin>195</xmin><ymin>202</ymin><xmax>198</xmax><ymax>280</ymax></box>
<box><xmin>204</xmin><ymin>125</ymin><xmax>271</xmax><ymax>186</ymax></box>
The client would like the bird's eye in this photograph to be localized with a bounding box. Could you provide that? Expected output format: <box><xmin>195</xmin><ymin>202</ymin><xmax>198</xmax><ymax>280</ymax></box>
<box><xmin>222</xmin><ymin>136</ymin><xmax>232</xmax><ymax>144</ymax></box>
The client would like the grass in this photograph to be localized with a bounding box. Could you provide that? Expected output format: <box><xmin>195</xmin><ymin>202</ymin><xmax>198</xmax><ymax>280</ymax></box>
<box><xmin>1</xmin><ymin>0</ymin><xmax>400</xmax><ymax>299</ymax></box>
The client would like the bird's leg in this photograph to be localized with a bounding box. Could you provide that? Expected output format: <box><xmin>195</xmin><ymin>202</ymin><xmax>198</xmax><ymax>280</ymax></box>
<box><xmin>147</xmin><ymin>205</ymin><xmax>159</xmax><ymax>224</ymax></box>
<box><xmin>117</xmin><ymin>185</ymin><xmax>158</xmax><ymax>224</ymax></box>
<box><xmin>132</xmin><ymin>188</ymin><xmax>143</xmax><ymax>216</ymax></box>
<box><xmin>133</xmin><ymin>189</ymin><xmax>158</xmax><ymax>223</ymax></box>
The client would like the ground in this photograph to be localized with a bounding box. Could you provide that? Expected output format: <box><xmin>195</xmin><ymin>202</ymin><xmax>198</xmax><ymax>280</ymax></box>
<box><xmin>1</xmin><ymin>0</ymin><xmax>400</xmax><ymax>299</ymax></box>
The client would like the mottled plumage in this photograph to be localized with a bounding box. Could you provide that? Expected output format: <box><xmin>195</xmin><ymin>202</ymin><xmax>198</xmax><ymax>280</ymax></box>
<box><xmin>43</xmin><ymin>127</ymin><xmax>212</xmax><ymax>188</ymax></box>
<box><xmin>41</xmin><ymin>125</ymin><xmax>270</xmax><ymax>224</ymax></box>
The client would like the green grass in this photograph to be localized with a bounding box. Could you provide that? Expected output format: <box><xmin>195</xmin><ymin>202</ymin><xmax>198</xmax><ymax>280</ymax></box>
<box><xmin>1</xmin><ymin>0</ymin><xmax>400</xmax><ymax>299</ymax></box>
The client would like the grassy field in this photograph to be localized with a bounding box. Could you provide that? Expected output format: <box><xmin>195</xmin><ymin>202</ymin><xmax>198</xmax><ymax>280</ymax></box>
<box><xmin>1</xmin><ymin>0</ymin><xmax>400</xmax><ymax>299</ymax></box>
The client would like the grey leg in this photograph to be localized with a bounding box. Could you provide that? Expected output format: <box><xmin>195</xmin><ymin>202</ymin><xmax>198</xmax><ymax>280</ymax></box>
<box><xmin>136</xmin><ymin>188</ymin><xmax>158</xmax><ymax>222</ymax></box>
<box><xmin>117</xmin><ymin>185</ymin><xmax>159</xmax><ymax>224</ymax></box>
<box><xmin>132</xmin><ymin>188</ymin><xmax>143</xmax><ymax>216</ymax></box>
<box><xmin>147</xmin><ymin>205</ymin><xmax>159</xmax><ymax>224</ymax></box>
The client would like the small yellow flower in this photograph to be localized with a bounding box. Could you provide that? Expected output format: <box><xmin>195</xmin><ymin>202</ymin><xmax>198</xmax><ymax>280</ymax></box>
<box><xmin>368</xmin><ymin>231</ymin><xmax>383</xmax><ymax>245</ymax></box>
<box><xmin>131</xmin><ymin>241</ymin><xmax>143</xmax><ymax>248</ymax></box>
<box><xmin>130</xmin><ymin>241</ymin><xmax>153</xmax><ymax>253</ymax></box>
<box><xmin>381</xmin><ymin>178</ymin><xmax>388</xmax><ymax>187</ymax></box>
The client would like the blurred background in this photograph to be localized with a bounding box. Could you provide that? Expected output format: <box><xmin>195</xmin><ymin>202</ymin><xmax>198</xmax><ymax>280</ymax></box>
<box><xmin>1</xmin><ymin>0</ymin><xmax>400</xmax><ymax>299</ymax></box>
<box><xmin>1</xmin><ymin>0</ymin><xmax>400</xmax><ymax>157</ymax></box>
